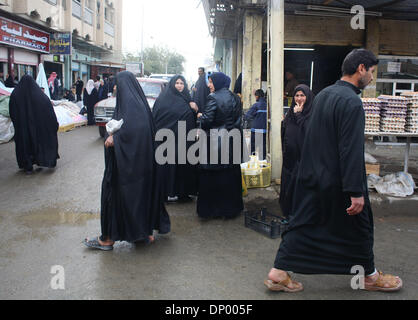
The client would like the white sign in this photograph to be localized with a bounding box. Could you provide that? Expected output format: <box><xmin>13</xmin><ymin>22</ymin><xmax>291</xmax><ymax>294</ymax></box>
<box><xmin>126</xmin><ymin>63</ymin><xmax>142</xmax><ymax>75</ymax></box>
<box><xmin>387</xmin><ymin>62</ymin><xmax>401</xmax><ymax>73</ymax></box>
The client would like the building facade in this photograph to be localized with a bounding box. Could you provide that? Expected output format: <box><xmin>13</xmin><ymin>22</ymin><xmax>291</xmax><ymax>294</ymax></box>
<box><xmin>0</xmin><ymin>0</ymin><xmax>124</xmax><ymax>90</ymax></box>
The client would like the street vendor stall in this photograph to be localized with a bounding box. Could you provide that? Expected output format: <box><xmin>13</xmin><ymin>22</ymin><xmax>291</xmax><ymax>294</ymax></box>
<box><xmin>365</xmin><ymin>132</ymin><xmax>418</xmax><ymax>174</ymax></box>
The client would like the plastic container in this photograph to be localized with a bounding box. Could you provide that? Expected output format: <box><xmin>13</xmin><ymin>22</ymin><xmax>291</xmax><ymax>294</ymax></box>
<box><xmin>241</xmin><ymin>154</ymin><xmax>272</xmax><ymax>188</ymax></box>
<box><xmin>245</xmin><ymin>208</ymin><xmax>289</xmax><ymax>239</ymax></box>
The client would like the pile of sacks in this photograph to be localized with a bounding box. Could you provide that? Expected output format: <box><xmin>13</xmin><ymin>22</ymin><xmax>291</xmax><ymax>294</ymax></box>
<box><xmin>52</xmin><ymin>100</ymin><xmax>87</xmax><ymax>129</ymax></box>
<box><xmin>0</xmin><ymin>95</ymin><xmax>14</xmax><ymax>144</ymax></box>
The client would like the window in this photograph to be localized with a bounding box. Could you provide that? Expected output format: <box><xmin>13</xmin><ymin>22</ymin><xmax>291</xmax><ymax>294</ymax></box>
<box><xmin>96</xmin><ymin>0</ymin><xmax>101</xmax><ymax>29</ymax></box>
<box><xmin>104</xmin><ymin>20</ymin><xmax>114</xmax><ymax>37</ymax></box>
<box><xmin>72</xmin><ymin>0</ymin><xmax>81</xmax><ymax>18</ymax></box>
<box><xmin>85</xmin><ymin>0</ymin><xmax>93</xmax><ymax>9</ymax></box>
<box><xmin>104</xmin><ymin>6</ymin><xmax>114</xmax><ymax>24</ymax></box>
<box><xmin>377</xmin><ymin>55</ymin><xmax>418</xmax><ymax>96</ymax></box>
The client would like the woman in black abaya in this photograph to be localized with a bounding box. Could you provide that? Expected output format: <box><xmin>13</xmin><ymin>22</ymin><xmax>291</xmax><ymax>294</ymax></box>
<box><xmin>83</xmin><ymin>79</ymin><xmax>99</xmax><ymax>125</ymax></box>
<box><xmin>152</xmin><ymin>75</ymin><xmax>198</xmax><ymax>202</ymax></box>
<box><xmin>9</xmin><ymin>75</ymin><xmax>59</xmax><ymax>173</ymax></box>
<box><xmin>83</xmin><ymin>71</ymin><xmax>170</xmax><ymax>251</ymax></box>
<box><xmin>279</xmin><ymin>84</ymin><xmax>314</xmax><ymax>218</ymax></box>
<box><xmin>197</xmin><ymin>72</ymin><xmax>244</xmax><ymax>219</ymax></box>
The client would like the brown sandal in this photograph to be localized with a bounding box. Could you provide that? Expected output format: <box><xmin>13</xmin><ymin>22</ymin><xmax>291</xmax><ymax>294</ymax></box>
<box><xmin>364</xmin><ymin>271</ymin><xmax>403</xmax><ymax>292</ymax></box>
<box><xmin>264</xmin><ymin>274</ymin><xmax>304</xmax><ymax>293</ymax></box>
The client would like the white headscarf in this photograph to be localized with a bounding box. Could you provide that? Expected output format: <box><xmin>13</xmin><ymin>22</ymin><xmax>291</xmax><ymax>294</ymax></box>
<box><xmin>86</xmin><ymin>79</ymin><xmax>95</xmax><ymax>95</ymax></box>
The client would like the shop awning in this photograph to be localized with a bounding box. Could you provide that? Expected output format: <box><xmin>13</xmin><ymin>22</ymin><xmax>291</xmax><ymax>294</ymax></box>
<box><xmin>72</xmin><ymin>36</ymin><xmax>112</xmax><ymax>55</ymax></box>
<box><xmin>89</xmin><ymin>61</ymin><xmax>125</xmax><ymax>69</ymax></box>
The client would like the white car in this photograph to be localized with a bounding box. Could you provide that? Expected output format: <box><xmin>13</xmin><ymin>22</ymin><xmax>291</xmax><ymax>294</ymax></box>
<box><xmin>95</xmin><ymin>77</ymin><xmax>168</xmax><ymax>137</ymax></box>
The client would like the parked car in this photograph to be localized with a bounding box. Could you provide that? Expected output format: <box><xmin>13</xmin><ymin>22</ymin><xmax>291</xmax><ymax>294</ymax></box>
<box><xmin>149</xmin><ymin>74</ymin><xmax>175</xmax><ymax>82</ymax></box>
<box><xmin>95</xmin><ymin>77</ymin><xmax>168</xmax><ymax>137</ymax></box>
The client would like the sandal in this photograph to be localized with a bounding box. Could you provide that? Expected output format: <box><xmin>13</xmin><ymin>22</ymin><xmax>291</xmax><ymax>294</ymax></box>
<box><xmin>264</xmin><ymin>274</ymin><xmax>304</xmax><ymax>293</ymax></box>
<box><xmin>83</xmin><ymin>237</ymin><xmax>114</xmax><ymax>251</ymax></box>
<box><xmin>364</xmin><ymin>271</ymin><xmax>403</xmax><ymax>292</ymax></box>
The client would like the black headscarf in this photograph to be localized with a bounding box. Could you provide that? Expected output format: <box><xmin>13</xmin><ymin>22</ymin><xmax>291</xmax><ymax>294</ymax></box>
<box><xmin>100</xmin><ymin>71</ymin><xmax>170</xmax><ymax>242</ymax></box>
<box><xmin>9</xmin><ymin>75</ymin><xmax>59</xmax><ymax>170</ymax></box>
<box><xmin>284</xmin><ymin>84</ymin><xmax>315</xmax><ymax>128</ymax></box>
<box><xmin>153</xmin><ymin>75</ymin><xmax>195</xmax><ymax>134</ymax></box>
<box><xmin>209</xmin><ymin>72</ymin><xmax>231</xmax><ymax>92</ymax></box>
<box><xmin>5</xmin><ymin>75</ymin><xmax>15</xmax><ymax>88</ymax></box>
<box><xmin>193</xmin><ymin>73</ymin><xmax>210</xmax><ymax>113</ymax></box>
<box><xmin>233</xmin><ymin>73</ymin><xmax>242</xmax><ymax>94</ymax></box>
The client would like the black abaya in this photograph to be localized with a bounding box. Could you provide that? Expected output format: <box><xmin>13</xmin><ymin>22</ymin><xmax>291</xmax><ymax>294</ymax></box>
<box><xmin>279</xmin><ymin>84</ymin><xmax>314</xmax><ymax>218</ymax></box>
<box><xmin>9</xmin><ymin>75</ymin><xmax>59</xmax><ymax>171</ymax></box>
<box><xmin>274</xmin><ymin>80</ymin><xmax>375</xmax><ymax>275</ymax></box>
<box><xmin>83</xmin><ymin>88</ymin><xmax>99</xmax><ymax>125</ymax></box>
<box><xmin>152</xmin><ymin>75</ymin><xmax>198</xmax><ymax>199</ymax></box>
<box><xmin>193</xmin><ymin>74</ymin><xmax>210</xmax><ymax>113</ymax></box>
<box><xmin>197</xmin><ymin>72</ymin><xmax>243</xmax><ymax>219</ymax></box>
<box><xmin>100</xmin><ymin>71</ymin><xmax>170</xmax><ymax>242</ymax></box>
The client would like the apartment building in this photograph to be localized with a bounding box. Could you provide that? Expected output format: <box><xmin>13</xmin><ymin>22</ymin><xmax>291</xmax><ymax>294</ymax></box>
<box><xmin>0</xmin><ymin>0</ymin><xmax>124</xmax><ymax>89</ymax></box>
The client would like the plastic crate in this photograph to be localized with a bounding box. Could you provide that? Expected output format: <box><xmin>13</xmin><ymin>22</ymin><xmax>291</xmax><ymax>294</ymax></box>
<box><xmin>245</xmin><ymin>209</ymin><xmax>289</xmax><ymax>239</ymax></box>
<box><xmin>241</xmin><ymin>163</ymin><xmax>271</xmax><ymax>189</ymax></box>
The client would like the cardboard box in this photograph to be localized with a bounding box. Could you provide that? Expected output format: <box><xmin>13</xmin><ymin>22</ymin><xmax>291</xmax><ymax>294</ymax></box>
<box><xmin>366</xmin><ymin>163</ymin><xmax>380</xmax><ymax>176</ymax></box>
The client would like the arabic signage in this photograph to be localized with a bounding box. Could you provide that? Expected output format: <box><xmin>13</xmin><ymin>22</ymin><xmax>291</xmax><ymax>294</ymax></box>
<box><xmin>387</xmin><ymin>62</ymin><xmax>402</xmax><ymax>73</ymax></box>
<box><xmin>0</xmin><ymin>17</ymin><xmax>50</xmax><ymax>53</ymax></box>
<box><xmin>50</xmin><ymin>33</ymin><xmax>71</xmax><ymax>55</ymax></box>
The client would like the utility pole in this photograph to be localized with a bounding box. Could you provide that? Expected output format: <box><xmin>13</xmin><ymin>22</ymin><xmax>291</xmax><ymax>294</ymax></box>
<box><xmin>269</xmin><ymin>0</ymin><xmax>285</xmax><ymax>181</ymax></box>
<box><xmin>141</xmin><ymin>2</ymin><xmax>145</xmax><ymax>76</ymax></box>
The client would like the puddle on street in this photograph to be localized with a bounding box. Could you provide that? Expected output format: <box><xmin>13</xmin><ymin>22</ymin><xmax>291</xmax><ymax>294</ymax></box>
<box><xmin>17</xmin><ymin>207</ymin><xmax>100</xmax><ymax>228</ymax></box>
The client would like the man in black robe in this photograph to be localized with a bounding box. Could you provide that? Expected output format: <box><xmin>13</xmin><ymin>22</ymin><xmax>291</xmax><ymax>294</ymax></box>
<box><xmin>265</xmin><ymin>49</ymin><xmax>402</xmax><ymax>292</ymax></box>
<box><xmin>233</xmin><ymin>73</ymin><xmax>242</xmax><ymax>95</ymax></box>
<box><xmin>193</xmin><ymin>67</ymin><xmax>210</xmax><ymax>113</ymax></box>
<box><xmin>9</xmin><ymin>75</ymin><xmax>59</xmax><ymax>174</ymax></box>
<box><xmin>75</xmin><ymin>77</ymin><xmax>84</xmax><ymax>102</ymax></box>
<box><xmin>83</xmin><ymin>71</ymin><xmax>170</xmax><ymax>251</ymax></box>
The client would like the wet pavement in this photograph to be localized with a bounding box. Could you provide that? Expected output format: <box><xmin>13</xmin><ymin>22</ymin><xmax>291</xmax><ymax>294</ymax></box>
<box><xmin>0</xmin><ymin>126</ymin><xmax>417</xmax><ymax>300</ymax></box>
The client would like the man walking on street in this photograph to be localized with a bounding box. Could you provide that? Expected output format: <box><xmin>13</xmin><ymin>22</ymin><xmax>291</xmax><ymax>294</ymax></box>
<box><xmin>244</xmin><ymin>89</ymin><xmax>267</xmax><ymax>160</ymax></box>
<box><xmin>265</xmin><ymin>49</ymin><xmax>403</xmax><ymax>293</ymax></box>
<box><xmin>192</xmin><ymin>67</ymin><xmax>210</xmax><ymax>113</ymax></box>
<box><xmin>75</xmin><ymin>77</ymin><xmax>84</xmax><ymax>102</ymax></box>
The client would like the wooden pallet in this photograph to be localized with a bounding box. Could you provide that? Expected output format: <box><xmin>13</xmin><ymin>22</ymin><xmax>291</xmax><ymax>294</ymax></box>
<box><xmin>58</xmin><ymin>123</ymin><xmax>76</xmax><ymax>133</ymax></box>
<box><xmin>74</xmin><ymin>120</ymin><xmax>88</xmax><ymax>128</ymax></box>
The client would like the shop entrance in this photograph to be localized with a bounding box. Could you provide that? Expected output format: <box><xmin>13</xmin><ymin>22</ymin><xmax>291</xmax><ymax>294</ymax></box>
<box><xmin>284</xmin><ymin>45</ymin><xmax>356</xmax><ymax>95</ymax></box>
<box><xmin>44</xmin><ymin>62</ymin><xmax>63</xmax><ymax>82</ymax></box>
